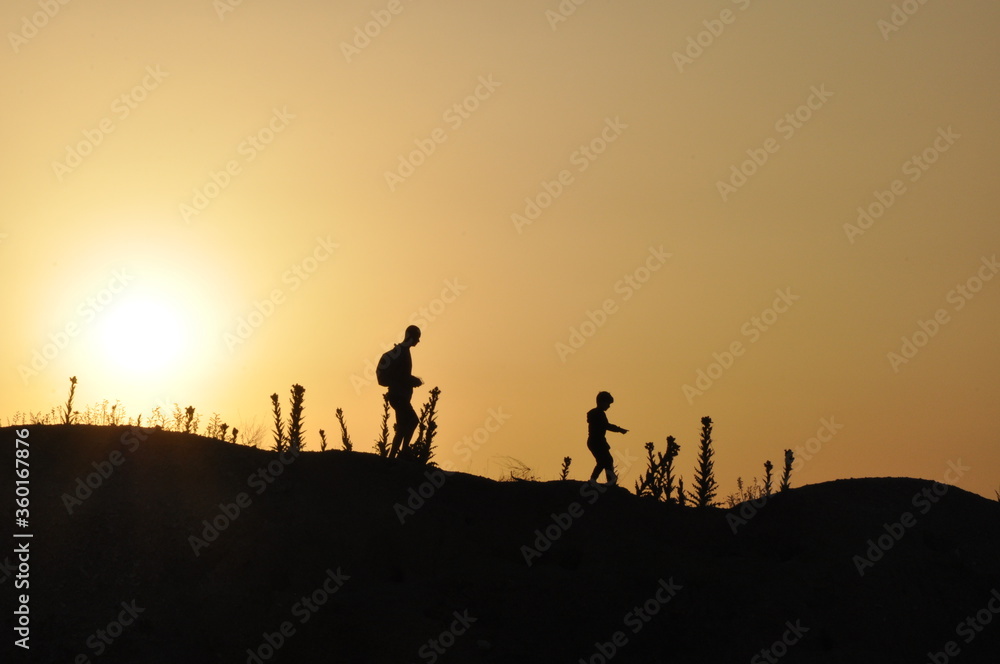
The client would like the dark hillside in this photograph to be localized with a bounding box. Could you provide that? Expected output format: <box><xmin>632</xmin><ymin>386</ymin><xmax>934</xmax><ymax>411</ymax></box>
<box><xmin>3</xmin><ymin>425</ymin><xmax>999</xmax><ymax>663</ymax></box>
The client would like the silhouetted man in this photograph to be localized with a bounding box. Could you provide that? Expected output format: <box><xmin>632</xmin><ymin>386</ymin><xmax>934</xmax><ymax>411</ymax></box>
<box><xmin>587</xmin><ymin>391</ymin><xmax>628</xmax><ymax>484</ymax></box>
<box><xmin>379</xmin><ymin>325</ymin><xmax>423</xmax><ymax>459</ymax></box>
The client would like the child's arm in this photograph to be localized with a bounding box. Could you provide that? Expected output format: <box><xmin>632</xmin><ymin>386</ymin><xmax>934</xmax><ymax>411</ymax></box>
<box><xmin>607</xmin><ymin>423</ymin><xmax>628</xmax><ymax>434</ymax></box>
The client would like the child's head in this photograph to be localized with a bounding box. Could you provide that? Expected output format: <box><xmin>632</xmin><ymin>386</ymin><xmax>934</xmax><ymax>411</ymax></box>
<box><xmin>596</xmin><ymin>391</ymin><xmax>614</xmax><ymax>409</ymax></box>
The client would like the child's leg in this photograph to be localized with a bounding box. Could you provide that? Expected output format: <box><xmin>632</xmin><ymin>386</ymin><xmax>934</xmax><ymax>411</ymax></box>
<box><xmin>605</xmin><ymin>459</ymin><xmax>617</xmax><ymax>485</ymax></box>
<box><xmin>597</xmin><ymin>448</ymin><xmax>616</xmax><ymax>484</ymax></box>
<box><xmin>587</xmin><ymin>440</ymin><xmax>602</xmax><ymax>481</ymax></box>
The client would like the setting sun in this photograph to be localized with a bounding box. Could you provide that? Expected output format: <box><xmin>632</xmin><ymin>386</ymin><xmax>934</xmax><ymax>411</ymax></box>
<box><xmin>96</xmin><ymin>295</ymin><xmax>188</xmax><ymax>376</ymax></box>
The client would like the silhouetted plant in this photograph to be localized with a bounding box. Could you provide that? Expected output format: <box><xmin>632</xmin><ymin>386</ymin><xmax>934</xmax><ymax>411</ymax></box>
<box><xmin>205</xmin><ymin>413</ymin><xmax>223</xmax><ymax>438</ymax></box>
<box><xmin>63</xmin><ymin>376</ymin><xmax>78</xmax><ymax>424</ymax></box>
<box><xmin>779</xmin><ymin>449</ymin><xmax>794</xmax><ymax>492</ymax></box>
<box><xmin>662</xmin><ymin>437</ymin><xmax>682</xmax><ymax>503</ymax></box>
<box><xmin>171</xmin><ymin>404</ymin><xmax>198</xmax><ymax>433</ymax></box>
<box><xmin>22</xmin><ymin>405</ymin><xmax>62</xmax><ymax>425</ymax></box>
<box><xmin>635</xmin><ymin>436</ymin><xmax>681</xmax><ymax>503</ymax></box>
<box><xmin>288</xmin><ymin>384</ymin><xmax>305</xmax><ymax>453</ymax></box>
<box><xmin>559</xmin><ymin>456</ymin><xmax>572</xmax><ymax>480</ymax></box>
<box><xmin>240</xmin><ymin>417</ymin><xmax>265</xmax><ymax>448</ymax></box>
<box><xmin>689</xmin><ymin>416</ymin><xmax>719</xmax><ymax>508</ymax></box>
<box><xmin>677</xmin><ymin>477</ymin><xmax>687</xmax><ymax>507</ymax></box>
<box><xmin>407</xmin><ymin>386</ymin><xmax>440</xmax><ymax>464</ymax></box>
<box><xmin>183</xmin><ymin>406</ymin><xmax>197</xmax><ymax>434</ymax></box>
<box><xmin>763</xmin><ymin>460</ymin><xmax>774</xmax><ymax>496</ymax></box>
<box><xmin>150</xmin><ymin>405</ymin><xmax>167</xmax><ymax>429</ymax></box>
<box><xmin>231</xmin><ymin>428</ymin><xmax>239</xmax><ymax>445</ymax></box>
<box><xmin>993</xmin><ymin>486</ymin><xmax>998</xmax><ymax>503</ymax></box>
<box><xmin>724</xmin><ymin>477</ymin><xmax>766</xmax><ymax>508</ymax></box>
<box><xmin>319</xmin><ymin>429</ymin><xmax>328</xmax><ymax>452</ymax></box>
<box><xmin>335</xmin><ymin>408</ymin><xmax>352</xmax><ymax>452</ymax></box>
<box><xmin>219</xmin><ymin>423</ymin><xmax>229</xmax><ymax>441</ymax></box>
<box><xmin>270</xmin><ymin>393</ymin><xmax>285</xmax><ymax>452</ymax></box>
<box><xmin>497</xmin><ymin>456</ymin><xmax>537</xmax><ymax>482</ymax></box>
<box><xmin>107</xmin><ymin>401</ymin><xmax>121</xmax><ymax>426</ymax></box>
<box><xmin>374</xmin><ymin>394</ymin><xmax>391</xmax><ymax>457</ymax></box>
<box><xmin>84</xmin><ymin>400</ymin><xmax>121</xmax><ymax>426</ymax></box>
<box><xmin>635</xmin><ymin>442</ymin><xmax>662</xmax><ymax>500</ymax></box>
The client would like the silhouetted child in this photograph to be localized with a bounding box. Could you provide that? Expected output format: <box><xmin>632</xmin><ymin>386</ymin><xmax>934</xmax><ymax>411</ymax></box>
<box><xmin>587</xmin><ymin>391</ymin><xmax>628</xmax><ymax>485</ymax></box>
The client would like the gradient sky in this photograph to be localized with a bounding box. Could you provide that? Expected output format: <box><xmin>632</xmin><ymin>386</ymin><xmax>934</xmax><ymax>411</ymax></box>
<box><xmin>4</xmin><ymin>0</ymin><xmax>998</xmax><ymax>499</ymax></box>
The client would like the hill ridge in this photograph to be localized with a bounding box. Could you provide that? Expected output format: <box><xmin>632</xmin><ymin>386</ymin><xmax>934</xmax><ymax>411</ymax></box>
<box><xmin>3</xmin><ymin>424</ymin><xmax>999</xmax><ymax>663</ymax></box>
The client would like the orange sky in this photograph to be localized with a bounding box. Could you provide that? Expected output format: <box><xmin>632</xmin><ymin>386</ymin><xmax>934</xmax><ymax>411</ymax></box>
<box><xmin>4</xmin><ymin>0</ymin><xmax>999</xmax><ymax>499</ymax></box>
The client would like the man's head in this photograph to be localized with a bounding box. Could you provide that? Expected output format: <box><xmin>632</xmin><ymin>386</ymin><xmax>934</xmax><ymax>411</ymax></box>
<box><xmin>404</xmin><ymin>325</ymin><xmax>421</xmax><ymax>346</ymax></box>
<box><xmin>596</xmin><ymin>391</ymin><xmax>614</xmax><ymax>409</ymax></box>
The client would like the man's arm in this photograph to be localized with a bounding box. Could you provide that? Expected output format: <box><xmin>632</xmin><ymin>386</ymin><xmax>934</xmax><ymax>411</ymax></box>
<box><xmin>399</xmin><ymin>348</ymin><xmax>422</xmax><ymax>387</ymax></box>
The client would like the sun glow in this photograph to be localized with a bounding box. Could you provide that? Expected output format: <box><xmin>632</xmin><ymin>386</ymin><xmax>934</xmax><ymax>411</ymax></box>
<box><xmin>97</xmin><ymin>296</ymin><xmax>189</xmax><ymax>376</ymax></box>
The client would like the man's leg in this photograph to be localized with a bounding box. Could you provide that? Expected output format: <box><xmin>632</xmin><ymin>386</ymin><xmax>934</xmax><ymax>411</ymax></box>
<box><xmin>397</xmin><ymin>403</ymin><xmax>419</xmax><ymax>457</ymax></box>
<box><xmin>388</xmin><ymin>419</ymin><xmax>402</xmax><ymax>459</ymax></box>
<box><xmin>387</xmin><ymin>394</ymin><xmax>406</xmax><ymax>458</ymax></box>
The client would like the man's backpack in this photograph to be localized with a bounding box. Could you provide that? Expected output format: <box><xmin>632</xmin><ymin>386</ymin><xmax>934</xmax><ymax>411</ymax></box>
<box><xmin>376</xmin><ymin>346</ymin><xmax>401</xmax><ymax>387</ymax></box>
